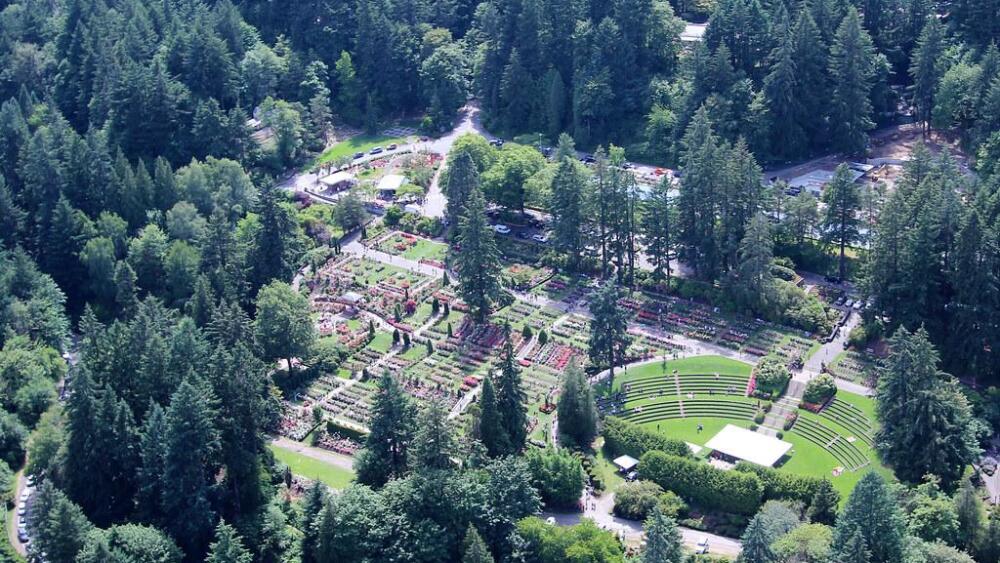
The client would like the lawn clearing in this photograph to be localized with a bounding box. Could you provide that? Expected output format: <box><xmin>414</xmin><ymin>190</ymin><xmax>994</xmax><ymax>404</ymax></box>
<box><xmin>268</xmin><ymin>444</ymin><xmax>354</xmax><ymax>489</ymax></box>
<box><xmin>313</xmin><ymin>134</ymin><xmax>409</xmax><ymax>167</ymax></box>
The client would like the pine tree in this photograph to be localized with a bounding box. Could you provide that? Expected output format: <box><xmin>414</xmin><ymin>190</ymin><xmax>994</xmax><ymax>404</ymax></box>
<box><xmin>828</xmin><ymin>7</ymin><xmax>876</xmax><ymax>154</ymax></box>
<box><xmin>820</xmin><ymin>164</ymin><xmax>862</xmax><ymax>281</ymax></box>
<box><xmin>641</xmin><ymin>175</ymin><xmax>675</xmax><ymax>283</ymax></box>
<box><xmin>676</xmin><ymin>108</ymin><xmax>722</xmax><ymax>280</ymax></box>
<box><xmin>875</xmin><ymin>327</ymin><xmax>980</xmax><ymax>486</ymax></box>
<box><xmin>550</xmin><ymin>135</ymin><xmax>588</xmax><ymax>269</ymax></box>
<box><xmin>738</xmin><ymin>513</ymin><xmax>776</xmax><ymax>563</ymax></box>
<box><xmin>136</xmin><ymin>403</ymin><xmax>167</xmax><ymax>525</ymax></box>
<box><xmin>588</xmin><ymin>281</ymin><xmax>631</xmax><ymax>389</ymax></box>
<box><xmin>300</xmin><ymin>482</ymin><xmax>327</xmax><ymax>563</ymax></box>
<box><xmin>764</xmin><ymin>35</ymin><xmax>806</xmax><ymax>158</ymax></box>
<box><xmin>162</xmin><ymin>380</ymin><xmax>221</xmax><ymax>557</ymax></box>
<box><xmin>556</xmin><ymin>362</ymin><xmax>598</xmax><ymax>448</ymax></box>
<box><xmin>356</xmin><ymin>372</ymin><xmax>414</xmax><ymax>487</ymax></box>
<box><xmin>248</xmin><ymin>183</ymin><xmax>302</xmax><ymax>295</ymax></box>
<box><xmin>455</xmin><ymin>187</ymin><xmax>503</xmax><ymax>322</ymax></box>
<box><xmin>729</xmin><ymin>213</ymin><xmax>775</xmax><ymax>315</ymax></box>
<box><xmin>791</xmin><ymin>8</ymin><xmax>829</xmax><ymax>145</ymax></box>
<box><xmin>462</xmin><ymin>525</ymin><xmax>495</xmax><ymax>563</ymax></box>
<box><xmin>409</xmin><ymin>399</ymin><xmax>454</xmax><ymax>472</ymax></box>
<box><xmin>495</xmin><ymin>331</ymin><xmax>528</xmax><ymax>454</ymax></box>
<box><xmin>444</xmin><ymin>151</ymin><xmax>480</xmax><ymax>222</ymax></box>
<box><xmin>806</xmin><ymin>478</ymin><xmax>840</xmax><ymax>525</ymax></box>
<box><xmin>829</xmin><ymin>472</ymin><xmax>905</xmax><ymax>563</ymax></box>
<box><xmin>955</xmin><ymin>478</ymin><xmax>984</xmax><ymax>554</ymax></box>
<box><xmin>833</xmin><ymin>529</ymin><xmax>871</xmax><ymax>563</ymax></box>
<box><xmin>206</xmin><ymin>521</ymin><xmax>252</xmax><ymax>563</ymax></box>
<box><xmin>981</xmin><ymin>508</ymin><xmax>1000</xmax><ymax>563</ymax></box>
<box><xmin>478</xmin><ymin>373</ymin><xmax>509</xmax><ymax>457</ymax></box>
<box><xmin>909</xmin><ymin>17</ymin><xmax>945</xmax><ymax>133</ymax></box>
<box><xmin>642</xmin><ymin>506</ymin><xmax>683</xmax><ymax>563</ymax></box>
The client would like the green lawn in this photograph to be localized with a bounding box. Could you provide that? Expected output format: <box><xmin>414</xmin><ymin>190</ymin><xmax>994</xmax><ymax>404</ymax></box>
<box><xmin>312</xmin><ymin>134</ymin><xmax>409</xmax><ymax>167</ymax></box>
<box><xmin>268</xmin><ymin>444</ymin><xmax>355</xmax><ymax>489</ymax></box>
<box><xmin>368</xmin><ymin>332</ymin><xmax>394</xmax><ymax>353</ymax></box>
<box><xmin>401</xmin><ymin>238</ymin><xmax>447</xmax><ymax>262</ymax></box>
<box><xmin>611</xmin><ymin>355</ymin><xmax>752</xmax><ymax>393</ymax></box>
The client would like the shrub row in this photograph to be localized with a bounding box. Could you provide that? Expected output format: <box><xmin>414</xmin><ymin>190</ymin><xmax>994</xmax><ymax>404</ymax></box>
<box><xmin>733</xmin><ymin>462</ymin><xmax>825</xmax><ymax>504</ymax></box>
<box><xmin>638</xmin><ymin>451</ymin><xmax>764</xmax><ymax>515</ymax></box>
<box><xmin>603</xmin><ymin>417</ymin><xmax>691</xmax><ymax>459</ymax></box>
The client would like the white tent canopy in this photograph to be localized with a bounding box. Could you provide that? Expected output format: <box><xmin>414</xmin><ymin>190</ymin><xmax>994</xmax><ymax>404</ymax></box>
<box><xmin>320</xmin><ymin>171</ymin><xmax>356</xmax><ymax>187</ymax></box>
<box><xmin>378</xmin><ymin>174</ymin><xmax>408</xmax><ymax>192</ymax></box>
<box><xmin>704</xmin><ymin>425</ymin><xmax>792</xmax><ymax>467</ymax></box>
<box><xmin>613</xmin><ymin>455</ymin><xmax>639</xmax><ymax>472</ymax></box>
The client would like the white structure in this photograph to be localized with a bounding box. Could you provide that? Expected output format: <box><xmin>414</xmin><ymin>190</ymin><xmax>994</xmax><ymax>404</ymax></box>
<box><xmin>788</xmin><ymin>163</ymin><xmax>872</xmax><ymax>196</ymax></box>
<box><xmin>704</xmin><ymin>425</ymin><xmax>792</xmax><ymax>467</ymax></box>
<box><xmin>377</xmin><ymin>174</ymin><xmax>408</xmax><ymax>194</ymax></box>
<box><xmin>613</xmin><ymin>455</ymin><xmax>639</xmax><ymax>473</ymax></box>
<box><xmin>320</xmin><ymin>171</ymin><xmax>357</xmax><ymax>192</ymax></box>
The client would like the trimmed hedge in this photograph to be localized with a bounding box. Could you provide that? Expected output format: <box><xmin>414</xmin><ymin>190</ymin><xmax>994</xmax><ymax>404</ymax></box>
<box><xmin>326</xmin><ymin>419</ymin><xmax>368</xmax><ymax>442</ymax></box>
<box><xmin>603</xmin><ymin>417</ymin><xmax>691</xmax><ymax>459</ymax></box>
<box><xmin>734</xmin><ymin>462</ymin><xmax>824</xmax><ymax>504</ymax></box>
<box><xmin>639</xmin><ymin>451</ymin><xmax>764</xmax><ymax>515</ymax></box>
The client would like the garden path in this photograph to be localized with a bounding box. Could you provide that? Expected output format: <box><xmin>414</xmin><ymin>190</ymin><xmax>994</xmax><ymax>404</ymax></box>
<box><xmin>271</xmin><ymin>436</ymin><xmax>355</xmax><ymax>471</ymax></box>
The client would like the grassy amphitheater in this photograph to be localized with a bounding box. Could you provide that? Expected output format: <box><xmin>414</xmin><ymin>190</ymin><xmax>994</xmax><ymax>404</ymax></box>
<box><xmin>607</xmin><ymin>356</ymin><xmax>890</xmax><ymax>498</ymax></box>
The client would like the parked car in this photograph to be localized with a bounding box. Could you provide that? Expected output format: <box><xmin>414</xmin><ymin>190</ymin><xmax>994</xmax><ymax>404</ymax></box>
<box><xmin>695</xmin><ymin>536</ymin><xmax>710</xmax><ymax>554</ymax></box>
<box><xmin>532</xmin><ymin>234</ymin><xmax>549</xmax><ymax>243</ymax></box>
<box><xmin>493</xmin><ymin>224</ymin><xmax>511</xmax><ymax>235</ymax></box>
<box><xmin>388</xmin><ymin>143</ymin><xmax>398</xmax><ymax>150</ymax></box>
<box><xmin>419</xmin><ymin>136</ymin><xmax>429</xmax><ymax>142</ymax></box>
<box><xmin>370</xmin><ymin>147</ymin><xmax>384</xmax><ymax>155</ymax></box>
<box><xmin>17</xmin><ymin>529</ymin><xmax>27</xmax><ymax>544</ymax></box>
<box><xmin>581</xmin><ymin>155</ymin><xmax>596</xmax><ymax>164</ymax></box>
<box><xmin>353</xmin><ymin>152</ymin><xmax>365</xmax><ymax>159</ymax></box>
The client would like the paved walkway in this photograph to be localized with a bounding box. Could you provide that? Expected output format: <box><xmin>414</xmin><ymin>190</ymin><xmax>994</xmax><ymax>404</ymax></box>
<box><xmin>271</xmin><ymin>437</ymin><xmax>355</xmax><ymax>472</ymax></box>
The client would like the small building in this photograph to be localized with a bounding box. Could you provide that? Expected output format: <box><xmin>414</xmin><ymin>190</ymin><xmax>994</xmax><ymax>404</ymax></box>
<box><xmin>788</xmin><ymin>163</ymin><xmax>873</xmax><ymax>197</ymax></box>
<box><xmin>320</xmin><ymin>171</ymin><xmax>357</xmax><ymax>193</ymax></box>
<box><xmin>704</xmin><ymin>424</ymin><xmax>792</xmax><ymax>467</ymax></box>
<box><xmin>377</xmin><ymin>174</ymin><xmax>408</xmax><ymax>199</ymax></box>
<box><xmin>613</xmin><ymin>455</ymin><xmax>640</xmax><ymax>474</ymax></box>
<box><xmin>338</xmin><ymin>291</ymin><xmax>364</xmax><ymax>308</ymax></box>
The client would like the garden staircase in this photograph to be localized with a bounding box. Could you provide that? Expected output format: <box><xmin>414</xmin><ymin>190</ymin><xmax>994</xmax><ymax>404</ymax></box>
<box><xmin>758</xmin><ymin>381</ymin><xmax>805</xmax><ymax>437</ymax></box>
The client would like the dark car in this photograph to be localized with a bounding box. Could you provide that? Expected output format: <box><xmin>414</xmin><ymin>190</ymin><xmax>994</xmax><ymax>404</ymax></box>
<box><xmin>388</xmin><ymin>143</ymin><xmax>398</xmax><ymax>150</ymax></box>
<box><xmin>370</xmin><ymin>147</ymin><xmax>384</xmax><ymax>155</ymax></box>
<box><xmin>353</xmin><ymin>152</ymin><xmax>365</xmax><ymax>159</ymax></box>
<box><xmin>581</xmin><ymin>155</ymin><xmax>596</xmax><ymax>164</ymax></box>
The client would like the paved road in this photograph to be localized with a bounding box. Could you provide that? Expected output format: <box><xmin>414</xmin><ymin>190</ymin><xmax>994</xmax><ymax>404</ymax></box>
<box><xmin>543</xmin><ymin>490</ymin><xmax>742</xmax><ymax>557</ymax></box>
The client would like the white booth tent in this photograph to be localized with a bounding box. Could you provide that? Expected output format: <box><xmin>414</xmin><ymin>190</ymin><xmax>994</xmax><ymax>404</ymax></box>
<box><xmin>612</xmin><ymin>455</ymin><xmax>639</xmax><ymax>473</ymax></box>
<box><xmin>704</xmin><ymin>424</ymin><xmax>792</xmax><ymax>467</ymax></box>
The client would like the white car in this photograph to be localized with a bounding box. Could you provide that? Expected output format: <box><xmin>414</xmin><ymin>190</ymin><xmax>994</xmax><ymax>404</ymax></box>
<box><xmin>695</xmin><ymin>536</ymin><xmax>710</xmax><ymax>554</ymax></box>
<box><xmin>531</xmin><ymin>234</ymin><xmax>549</xmax><ymax>243</ymax></box>
<box><xmin>493</xmin><ymin>224</ymin><xmax>511</xmax><ymax>235</ymax></box>
<box><xmin>19</xmin><ymin>489</ymin><xmax>31</xmax><ymax>501</ymax></box>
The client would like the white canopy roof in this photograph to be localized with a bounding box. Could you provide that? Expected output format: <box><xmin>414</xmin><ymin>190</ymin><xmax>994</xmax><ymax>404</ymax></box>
<box><xmin>378</xmin><ymin>174</ymin><xmax>408</xmax><ymax>192</ymax></box>
<box><xmin>704</xmin><ymin>424</ymin><xmax>792</xmax><ymax>467</ymax></box>
<box><xmin>613</xmin><ymin>455</ymin><xmax>639</xmax><ymax>472</ymax></box>
<box><xmin>320</xmin><ymin>171</ymin><xmax>356</xmax><ymax>186</ymax></box>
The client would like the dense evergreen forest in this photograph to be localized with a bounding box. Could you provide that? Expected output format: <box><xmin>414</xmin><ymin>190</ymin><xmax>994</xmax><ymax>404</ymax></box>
<box><xmin>1</xmin><ymin>0</ymin><xmax>1000</xmax><ymax>562</ymax></box>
